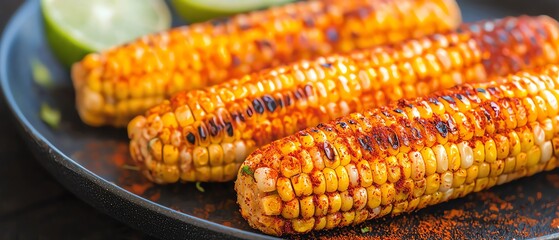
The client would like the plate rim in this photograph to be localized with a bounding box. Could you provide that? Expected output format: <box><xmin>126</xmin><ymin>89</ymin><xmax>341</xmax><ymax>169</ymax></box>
<box><xmin>0</xmin><ymin>1</ymin><xmax>276</xmax><ymax>239</ymax></box>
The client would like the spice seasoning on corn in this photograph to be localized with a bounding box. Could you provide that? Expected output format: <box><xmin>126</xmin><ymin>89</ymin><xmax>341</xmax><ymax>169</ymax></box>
<box><xmin>72</xmin><ymin>0</ymin><xmax>462</xmax><ymax>127</ymax></box>
<box><xmin>128</xmin><ymin>16</ymin><xmax>559</xmax><ymax>184</ymax></box>
<box><xmin>235</xmin><ymin>65</ymin><xmax>559</xmax><ymax>235</ymax></box>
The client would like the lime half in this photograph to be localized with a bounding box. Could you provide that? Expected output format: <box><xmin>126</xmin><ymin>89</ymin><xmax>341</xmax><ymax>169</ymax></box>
<box><xmin>41</xmin><ymin>0</ymin><xmax>171</xmax><ymax>67</ymax></box>
<box><xmin>171</xmin><ymin>0</ymin><xmax>295</xmax><ymax>23</ymax></box>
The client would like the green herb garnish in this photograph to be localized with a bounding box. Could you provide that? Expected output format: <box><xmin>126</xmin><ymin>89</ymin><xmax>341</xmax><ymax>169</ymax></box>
<box><xmin>40</xmin><ymin>103</ymin><xmax>60</xmax><ymax>129</ymax></box>
<box><xmin>122</xmin><ymin>164</ymin><xmax>140</xmax><ymax>171</ymax></box>
<box><xmin>241</xmin><ymin>165</ymin><xmax>253</xmax><ymax>176</ymax></box>
<box><xmin>196</xmin><ymin>182</ymin><xmax>205</xmax><ymax>193</ymax></box>
<box><xmin>361</xmin><ymin>226</ymin><xmax>371</xmax><ymax>234</ymax></box>
<box><xmin>31</xmin><ymin>58</ymin><xmax>53</xmax><ymax>88</ymax></box>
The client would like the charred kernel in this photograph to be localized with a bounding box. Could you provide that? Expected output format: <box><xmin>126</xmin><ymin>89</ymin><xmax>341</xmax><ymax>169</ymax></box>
<box><xmin>435</xmin><ymin>121</ymin><xmax>448</xmax><ymax>138</ymax></box>
<box><xmin>207</xmin><ymin>119</ymin><xmax>220</xmax><ymax>137</ymax></box>
<box><xmin>198</xmin><ymin>125</ymin><xmax>207</xmax><ymax>140</ymax></box>
<box><xmin>320</xmin><ymin>62</ymin><xmax>332</xmax><ymax>68</ymax></box>
<box><xmin>393</xmin><ymin>108</ymin><xmax>403</xmax><ymax>114</ymax></box>
<box><xmin>262</xmin><ymin>95</ymin><xmax>278</xmax><ymax>112</ymax></box>
<box><xmin>411</xmin><ymin>127</ymin><xmax>422</xmax><ymax>139</ymax></box>
<box><xmin>186</xmin><ymin>133</ymin><xmax>196</xmax><ymax>144</ymax></box>
<box><xmin>294</xmin><ymin>88</ymin><xmax>305</xmax><ymax>100</ymax></box>
<box><xmin>246</xmin><ymin>108</ymin><xmax>254</xmax><ymax>117</ymax></box>
<box><xmin>224</xmin><ymin>122</ymin><xmax>234</xmax><ymax>137</ymax></box>
<box><xmin>252</xmin><ymin>99</ymin><xmax>265</xmax><ymax>114</ymax></box>
<box><xmin>284</xmin><ymin>94</ymin><xmax>292</xmax><ymax>106</ymax></box>
<box><xmin>442</xmin><ymin>95</ymin><xmax>455</xmax><ymax>103</ymax></box>
<box><xmin>323</xmin><ymin>142</ymin><xmax>336</xmax><ymax>161</ymax></box>
<box><xmin>326</xmin><ymin>28</ymin><xmax>339</xmax><ymax>42</ymax></box>
<box><xmin>338</xmin><ymin>122</ymin><xmax>348</xmax><ymax>129</ymax></box>
<box><xmin>387</xmin><ymin>129</ymin><xmax>400</xmax><ymax>150</ymax></box>
<box><xmin>358</xmin><ymin>137</ymin><xmax>373</xmax><ymax>152</ymax></box>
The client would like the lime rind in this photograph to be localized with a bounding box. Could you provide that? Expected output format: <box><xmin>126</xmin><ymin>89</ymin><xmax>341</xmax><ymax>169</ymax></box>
<box><xmin>41</xmin><ymin>0</ymin><xmax>171</xmax><ymax>67</ymax></box>
<box><xmin>171</xmin><ymin>0</ymin><xmax>295</xmax><ymax>23</ymax></box>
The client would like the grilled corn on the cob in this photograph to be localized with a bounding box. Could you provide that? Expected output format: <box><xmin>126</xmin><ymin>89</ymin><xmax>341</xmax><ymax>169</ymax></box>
<box><xmin>235</xmin><ymin>64</ymin><xmax>559</xmax><ymax>236</ymax></box>
<box><xmin>73</xmin><ymin>0</ymin><xmax>461</xmax><ymax>127</ymax></box>
<box><xmin>128</xmin><ymin>16</ymin><xmax>559</xmax><ymax>184</ymax></box>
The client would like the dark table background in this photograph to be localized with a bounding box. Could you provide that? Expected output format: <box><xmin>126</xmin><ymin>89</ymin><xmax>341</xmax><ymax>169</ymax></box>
<box><xmin>1</xmin><ymin>0</ymin><xmax>559</xmax><ymax>239</ymax></box>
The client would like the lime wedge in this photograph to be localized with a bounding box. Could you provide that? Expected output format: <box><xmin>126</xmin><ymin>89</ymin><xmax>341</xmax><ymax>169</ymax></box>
<box><xmin>41</xmin><ymin>0</ymin><xmax>171</xmax><ymax>67</ymax></box>
<box><xmin>171</xmin><ymin>0</ymin><xmax>295</xmax><ymax>23</ymax></box>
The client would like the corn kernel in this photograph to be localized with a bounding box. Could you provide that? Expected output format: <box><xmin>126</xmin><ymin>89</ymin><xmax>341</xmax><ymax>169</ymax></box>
<box><xmin>465</xmin><ymin>165</ymin><xmax>479</xmax><ymax>184</ymax></box>
<box><xmin>328</xmin><ymin>193</ymin><xmax>342</xmax><ymax>214</ymax></box>
<box><xmin>433</xmin><ymin>144</ymin><xmax>448</xmax><ymax>173</ymax></box>
<box><xmin>372</xmin><ymin>159</ymin><xmax>388</xmax><ymax>185</ymax></box>
<box><xmin>386</xmin><ymin>156</ymin><xmax>401</xmax><ymax>183</ymax></box>
<box><xmin>310</xmin><ymin>171</ymin><xmax>326</xmax><ymax>195</ymax></box>
<box><xmin>485</xmin><ymin>139</ymin><xmax>497</xmax><ymax>163</ymax></box>
<box><xmin>423</xmin><ymin>174</ymin><xmax>440</xmax><ymax>195</ymax></box>
<box><xmin>281</xmin><ymin>156</ymin><xmax>301</xmax><ymax>178</ymax></box>
<box><xmin>326</xmin><ymin>213</ymin><xmax>342</xmax><ymax>229</ymax></box>
<box><xmin>527</xmin><ymin>145</ymin><xmax>542</xmax><ymax>167</ymax></box>
<box><xmin>457</xmin><ymin>141</ymin><xmax>474</xmax><ymax>169</ymax></box>
<box><xmin>315</xmin><ymin>194</ymin><xmax>329</xmax><ymax>217</ymax></box>
<box><xmin>354</xmin><ymin>209</ymin><xmax>369</xmax><ymax>224</ymax></box>
<box><xmin>277</xmin><ymin>177</ymin><xmax>296</xmax><ymax>202</ymax></box>
<box><xmin>299</xmin><ymin>196</ymin><xmax>315</xmax><ymax>219</ymax></box>
<box><xmin>410</xmin><ymin>151</ymin><xmax>426</xmax><ymax>180</ymax></box>
<box><xmin>366</xmin><ymin>186</ymin><xmax>382</xmax><ymax>209</ymax></box>
<box><xmin>162</xmin><ymin>144</ymin><xmax>179</xmax><ymax>165</ymax></box>
<box><xmin>541</xmin><ymin>141</ymin><xmax>553</xmax><ymax>163</ymax></box>
<box><xmin>429</xmin><ymin>191</ymin><xmax>443</xmax><ymax>206</ymax></box>
<box><xmin>292</xmin><ymin>218</ymin><xmax>315</xmax><ymax>233</ymax></box>
<box><xmin>452</xmin><ymin>168</ymin><xmax>467</xmax><ymax>187</ymax></box>
<box><xmin>473</xmin><ymin>140</ymin><xmax>485</xmax><ymax>163</ymax></box>
<box><xmin>513</xmin><ymin>151</ymin><xmax>527</xmax><ymax>171</ymax></box>
<box><xmin>323</xmin><ymin>168</ymin><xmax>339</xmax><ymax>193</ymax></box>
<box><xmin>396</xmin><ymin>179</ymin><xmax>414</xmax><ymax>201</ymax></box>
<box><xmin>398</xmin><ymin>152</ymin><xmax>412</xmax><ymax>179</ymax></box>
<box><xmin>193</xmin><ymin>147</ymin><xmax>209</xmax><ymax>167</ymax></box>
<box><xmin>420</xmin><ymin>147</ymin><xmax>437</xmax><ymax>176</ymax></box>
<box><xmin>292</xmin><ymin>173</ymin><xmax>313</xmax><ymax>197</ymax></box>
<box><xmin>281</xmin><ymin>199</ymin><xmax>300</xmax><ymax>219</ymax></box>
<box><xmin>357</xmin><ymin>160</ymin><xmax>373</xmax><ymax>187</ymax></box>
<box><xmin>439</xmin><ymin>171</ymin><xmax>453</xmax><ymax>192</ymax></box>
<box><xmin>380</xmin><ymin>183</ymin><xmax>395</xmax><ymax>206</ymax></box>
<box><xmin>314</xmin><ymin>216</ymin><xmax>327</xmax><ymax>231</ymax></box>
<box><xmin>254</xmin><ymin>167</ymin><xmax>278</xmax><ymax>193</ymax></box>
<box><xmin>474</xmin><ymin>177</ymin><xmax>489</xmax><ymax>192</ymax></box>
<box><xmin>489</xmin><ymin>160</ymin><xmax>504</xmax><ymax>177</ymax></box>
<box><xmin>352</xmin><ymin>187</ymin><xmax>368</xmax><ymax>210</ymax></box>
<box><xmin>508</xmin><ymin>131</ymin><xmax>521</xmax><ymax>157</ymax></box>
<box><xmin>261</xmin><ymin>194</ymin><xmax>282</xmax><ymax>216</ymax></box>
<box><xmin>418</xmin><ymin>195</ymin><xmax>432</xmax><ymax>209</ymax></box>
<box><xmin>495</xmin><ymin>134</ymin><xmax>510</xmax><ymax>160</ymax></box>
<box><xmin>446</xmin><ymin>143</ymin><xmax>461</xmax><ymax>171</ymax></box>
<box><xmin>340</xmin><ymin>191</ymin><xmax>354</xmax><ymax>212</ymax></box>
<box><xmin>407</xmin><ymin>197</ymin><xmax>421</xmax><ymax>212</ymax></box>
<box><xmin>413</xmin><ymin>178</ymin><xmax>427</xmax><ymax>198</ymax></box>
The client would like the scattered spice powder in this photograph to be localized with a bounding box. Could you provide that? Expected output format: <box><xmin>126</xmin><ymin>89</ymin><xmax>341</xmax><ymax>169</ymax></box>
<box><xmin>129</xmin><ymin>183</ymin><xmax>153</xmax><ymax>195</ymax></box>
<box><xmin>546</xmin><ymin>174</ymin><xmax>559</xmax><ymax>188</ymax></box>
<box><xmin>552</xmin><ymin>218</ymin><xmax>559</xmax><ymax>229</ymax></box>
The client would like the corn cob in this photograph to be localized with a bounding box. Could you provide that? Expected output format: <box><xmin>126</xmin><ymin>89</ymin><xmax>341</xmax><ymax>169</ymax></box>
<box><xmin>127</xmin><ymin>16</ymin><xmax>559</xmax><ymax>184</ymax></box>
<box><xmin>235</xmin><ymin>64</ymin><xmax>559</xmax><ymax>236</ymax></box>
<box><xmin>73</xmin><ymin>0</ymin><xmax>461</xmax><ymax>127</ymax></box>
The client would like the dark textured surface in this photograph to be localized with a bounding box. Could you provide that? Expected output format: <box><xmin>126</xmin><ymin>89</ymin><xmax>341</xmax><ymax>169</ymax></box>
<box><xmin>1</xmin><ymin>0</ymin><xmax>559</xmax><ymax>239</ymax></box>
<box><xmin>0</xmin><ymin>1</ymin><xmax>150</xmax><ymax>239</ymax></box>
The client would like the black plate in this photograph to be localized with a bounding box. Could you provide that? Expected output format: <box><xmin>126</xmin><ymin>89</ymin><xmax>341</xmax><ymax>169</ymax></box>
<box><xmin>1</xmin><ymin>0</ymin><xmax>559</xmax><ymax>239</ymax></box>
